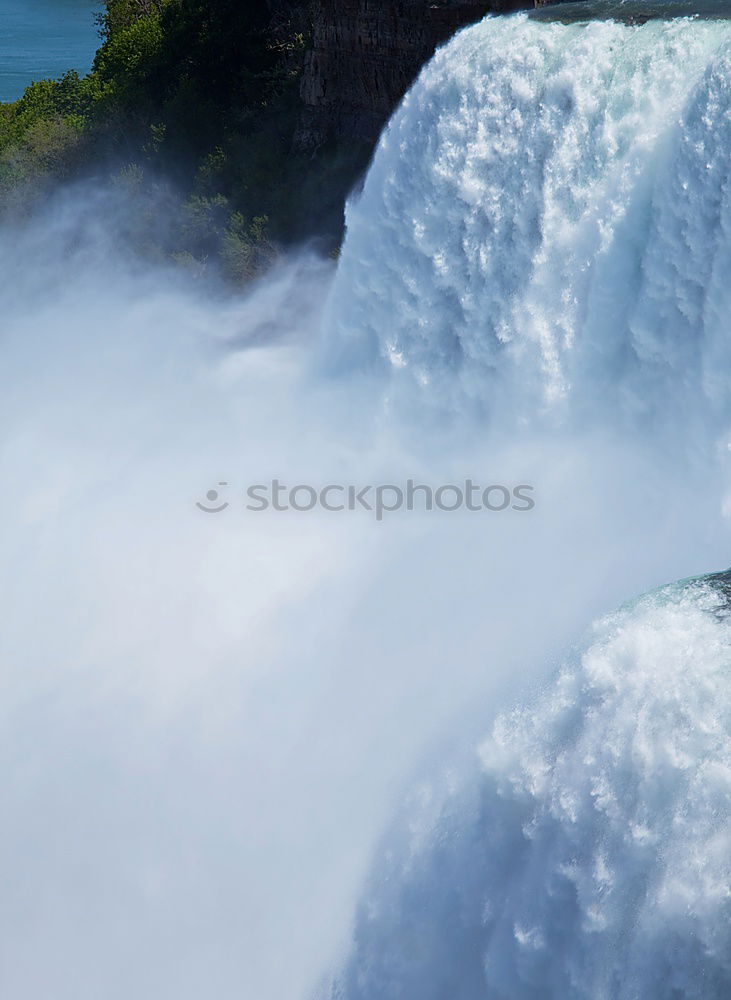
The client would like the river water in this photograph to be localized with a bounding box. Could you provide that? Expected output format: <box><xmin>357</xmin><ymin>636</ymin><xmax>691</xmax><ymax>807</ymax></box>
<box><xmin>0</xmin><ymin>0</ymin><xmax>99</xmax><ymax>103</ymax></box>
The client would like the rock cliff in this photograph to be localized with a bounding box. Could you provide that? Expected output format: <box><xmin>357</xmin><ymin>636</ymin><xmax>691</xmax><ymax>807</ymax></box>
<box><xmin>294</xmin><ymin>0</ymin><xmax>531</xmax><ymax>150</ymax></box>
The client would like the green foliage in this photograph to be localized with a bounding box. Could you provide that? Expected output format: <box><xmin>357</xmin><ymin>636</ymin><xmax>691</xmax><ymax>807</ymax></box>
<box><xmin>96</xmin><ymin>0</ymin><xmax>167</xmax><ymax>39</ymax></box>
<box><xmin>179</xmin><ymin>194</ymin><xmax>230</xmax><ymax>254</ymax></box>
<box><xmin>0</xmin><ymin>72</ymin><xmax>95</xmax><ymax>148</ymax></box>
<box><xmin>0</xmin><ymin>0</ymin><xmax>364</xmax><ymax>279</ymax></box>
<box><xmin>221</xmin><ymin>213</ymin><xmax>277</xmax><ymax>283</ymax></box>
<box><xmin>0</xmin><ymin>71</ymin><xmax>97</xmax><ymax>215</ymax></box>
<box><xmin>92</xmin><ymin>13</ymin><xmax>166</xmax><ymax>109</ymax></box>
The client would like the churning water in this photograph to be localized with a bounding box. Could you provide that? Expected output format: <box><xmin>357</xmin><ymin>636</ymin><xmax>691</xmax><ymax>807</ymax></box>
<box><xmin>2</xmin><ymin>10</ymin><xmax>731</xmax><ymax>1000</ymax></box>
<box><xmin>324</xmin><ymin>12</ymin><xmax>731</xmax><ymax>997</ymax></box>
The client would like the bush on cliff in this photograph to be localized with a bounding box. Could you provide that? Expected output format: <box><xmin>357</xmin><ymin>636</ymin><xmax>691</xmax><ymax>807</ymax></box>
<box><xmin>0</xmin><ymin>0</ymin><xmax>370</xmax><ymax>280</ymax></box>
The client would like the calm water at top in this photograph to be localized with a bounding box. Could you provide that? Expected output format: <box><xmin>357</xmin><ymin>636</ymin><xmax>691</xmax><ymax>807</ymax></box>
<box><xmin>0</xmin><ymin>0</ymin><xmax>100</xmax><ymax>103</ymax></box>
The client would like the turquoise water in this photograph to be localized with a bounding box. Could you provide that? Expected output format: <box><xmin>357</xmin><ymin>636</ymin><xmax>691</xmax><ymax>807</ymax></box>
<box><xmin>0</xmin><ymin>0</ymin><xmax>100</xmax><ymax>103</ymax></box>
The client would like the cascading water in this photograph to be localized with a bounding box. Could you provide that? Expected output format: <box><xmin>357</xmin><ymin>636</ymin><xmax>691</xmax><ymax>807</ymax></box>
<box><xmin>322</xmin><ymin>12</ymin><xmax>731</xmax><ymax>999</ymax></box>
<box><xmin>3</xmin><ymin>9</ymin><xmax>731</xmax><ymax>1000</ymax></box>
<box><xmin>327</xmin><ymin>572</ymin><xmax>731</xmax><ymax>999</ymax></box>
<box><xmin>326</xmin><ymin>14</ymin><xmax>731</xmax><ymax>442</ymax></box>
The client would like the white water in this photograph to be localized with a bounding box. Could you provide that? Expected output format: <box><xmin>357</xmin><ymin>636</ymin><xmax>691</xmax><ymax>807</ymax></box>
<box><xmin>327</xmin><ymin>15</ymin><xmax>731</xmax><ymax>443</ymax></box>
<box><xmin>323</xmin><ymin>13</ymin><xmax>731</xmax><ymax>999</ymax></box>
<box><xmin>329</xmin><ymin>577</ymin><xmax>731</xmax><ymax>999</ymax></box>
<box><xmin>2</xmin><ymin>12</ymin><xmax>731</xmax><ymax>1000</ymax></box>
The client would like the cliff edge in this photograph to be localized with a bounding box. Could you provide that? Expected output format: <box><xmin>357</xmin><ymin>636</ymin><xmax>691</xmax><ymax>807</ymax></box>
<box><xmin>295</xmin><ymin>0</ymin><xmax>531</xmax><ymax>150</ymax></box>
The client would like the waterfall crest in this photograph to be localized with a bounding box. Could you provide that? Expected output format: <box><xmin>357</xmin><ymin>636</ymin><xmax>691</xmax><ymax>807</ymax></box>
<box><xmin>328</xmin><ymin>15</ymin><xmax>731</xmax><ymax>439</ymax></box>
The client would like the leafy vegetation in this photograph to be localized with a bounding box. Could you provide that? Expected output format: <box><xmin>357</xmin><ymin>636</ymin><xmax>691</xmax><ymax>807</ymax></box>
<box><xmin>0</xmin><ymin>0</ymin><xmax>371</xmax><ymax>281</ymax></box>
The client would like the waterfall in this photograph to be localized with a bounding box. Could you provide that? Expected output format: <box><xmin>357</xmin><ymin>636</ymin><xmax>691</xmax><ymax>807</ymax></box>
<box><xmin>329</xmin><ymin>571</ymin><xmax>731</xmax><ymax>999</ymax></box>
<box><xmin>324</xmin><ymin>13</ymin><xmax>731</xmax><ymax>998</ymax></box>
<box><xmin>327</xmin><ymin>15</ymin><xmax>731</xmax><ymax>440</ymax></box>
<box><xmin>2</xmin><ymin>10</ymin><xmax>731</xmax><ymax>1000</ymax></box>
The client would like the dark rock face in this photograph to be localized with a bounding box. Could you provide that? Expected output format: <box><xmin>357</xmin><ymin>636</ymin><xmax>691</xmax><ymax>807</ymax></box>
<box><xmin>294</xmin><ymin>0</ymin><xmax>531</xmax><ymax>150</ymax></box>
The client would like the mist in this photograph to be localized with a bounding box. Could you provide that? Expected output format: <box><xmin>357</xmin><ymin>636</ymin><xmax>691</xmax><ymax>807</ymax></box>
<box><xmin>2</xmin><ymin>120</ymin><xmax>731</xmax><ymax>1000</ymax></box>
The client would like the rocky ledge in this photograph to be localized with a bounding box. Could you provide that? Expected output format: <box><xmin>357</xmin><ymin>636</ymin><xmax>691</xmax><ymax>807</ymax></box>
<box><xmin>294</xmin><ymin>0</ymin><xmax>532</xmax><ymax>150</ymax></box>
